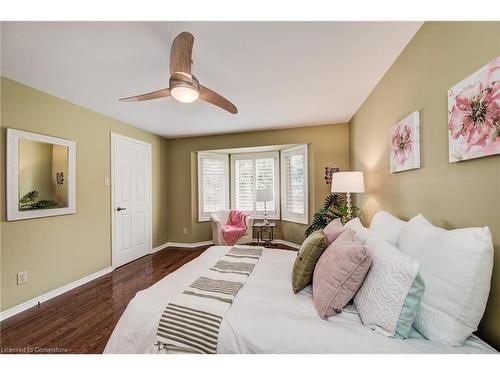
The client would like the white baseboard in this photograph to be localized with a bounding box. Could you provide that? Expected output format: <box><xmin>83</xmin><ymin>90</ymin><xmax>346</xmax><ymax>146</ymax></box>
<box><xmin>0</xmin><ymin>266</ymin><xmax>114</xmax><ymax>321</ymax></box>
<box><xmin>151</xmin><ymin>240</ymin><xmax>214</xmax><ymax>253</ymax></box>
<box><xmin>167</xmin><ymin>240</ymin><xmax>214</xmax><ymax>248</ymax></box>
<box><xmin>153</xmin><ymin>239</ymin><xmax>300</xmax><ymax>252</ymax></box>
<box><xmin>150</xmin><ymin>242</ymin><xmax>169</xmax><ymax>253</ymax></box>
<box><xmin>273</xmin><ymin>239</ymin><xmax>301</xmax><ymax>249</ymax></box>
<box><xmin>255</xmin><ymin>239</ymin><xmax>301</xmax><ymax>249</ymax></box>
<box><xmin>251</xmin><ymin>238</ymin><xmax>300</xmax><ymax>249</ymax></box>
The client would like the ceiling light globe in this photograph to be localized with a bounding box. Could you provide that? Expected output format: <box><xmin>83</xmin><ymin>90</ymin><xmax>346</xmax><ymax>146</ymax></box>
<box><xmin>171</xmin><ymin>86</ymin><xmax>199</xmax><ymax>103</ymax></box>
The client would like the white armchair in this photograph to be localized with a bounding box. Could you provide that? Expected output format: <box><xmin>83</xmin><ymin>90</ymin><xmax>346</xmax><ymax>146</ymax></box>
<box><xmin>210</xmin><ymin>210</ymin><xmax>254</xmax><ymax>245</ymax></box>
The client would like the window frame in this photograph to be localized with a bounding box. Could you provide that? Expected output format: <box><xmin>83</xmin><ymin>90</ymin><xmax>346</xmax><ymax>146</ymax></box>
<box><xmin>230</xmin><ymin>151</ymin><xmax>280</xmax><ymax>220</ymax></box>
<box><xmin>197</xmin><ymin>152</ymin><xmax>230</xmax><ymax>222</ymax></box>
<box><xmin>280</xmin><ymin>144</ymin><xmax>309</xmax><ymax>224</ymax></box>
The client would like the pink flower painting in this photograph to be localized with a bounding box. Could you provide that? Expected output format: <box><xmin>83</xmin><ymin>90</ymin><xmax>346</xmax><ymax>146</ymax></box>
<box><xmin>389</xmin><ymin>111</ymin><xmax>420</xmax><ymax>173</ymax></box>
<box><xmin>448</xmin><ymin>56</ymin><xmax>500</xmax><ymax>162</ymax></box>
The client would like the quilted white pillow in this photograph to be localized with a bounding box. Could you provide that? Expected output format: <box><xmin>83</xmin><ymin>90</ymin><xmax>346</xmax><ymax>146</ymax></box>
<box><xmin>369</xmin><ymin>210</ymin><xmax>407</xmax><ymax>245</ymax></box>
<box><xmin>351</xmin><ymin>231</ymin><xmax>420</xmax><ymax>337</ymax></box>
<box><xmin>397</xmin><ymin>214</ymin><xmax>494</xmax><ymax>346</ymax></box>
<box><xmin>344</xmin><ymin>218</ymin><xmax>373</xmax><ymax>243</ymax></box>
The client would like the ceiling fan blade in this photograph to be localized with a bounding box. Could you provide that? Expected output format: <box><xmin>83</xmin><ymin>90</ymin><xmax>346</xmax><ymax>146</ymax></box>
<box><xmin>170</xmin><ymin>32</ymin><xmax>194</xmax><ymax>76</ymax></box>
<box><xmin>119</xmin><ymin>88</ymin><xmax>170</xmax><ymax>102</ymax></box>
<box><xmin>199</xmin><ymin>85</ymin><xmax>238</xmax><ymax>114</ymax></box>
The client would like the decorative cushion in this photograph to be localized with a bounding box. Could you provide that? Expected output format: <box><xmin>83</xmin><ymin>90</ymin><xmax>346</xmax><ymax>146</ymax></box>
<box><xmin>313</xmin><ymin>229</ymin><xmax>372</xmax><ymax>319</ymax></box>
<box><xmin>323</xmin><ymin>218</ymin><xmax>345</xmax><ymax>246</ymax></box>
<box><xmin>292</xmin><ymin>230</ymin><xmax>327</xmax><ymax>293</ymax></box>
<box><xmin>397</xmin><ymin>214</ymin><xmax>494</xmax><ymax>346</ymax></box>
<box><xmin>369</xmin><ymin>210</ymin><xmax>407</xmax><ymax>245</ymax></box>
<box><xmin>353</xmin><ymin>232</ymin><xmax>422</xmax><ymax>337</ymax></box>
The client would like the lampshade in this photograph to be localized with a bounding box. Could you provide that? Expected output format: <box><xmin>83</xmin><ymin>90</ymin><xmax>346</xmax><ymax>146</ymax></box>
<box><xmin>331</xmin><ymin>171</ymin><xmax>365</xmax><ymax>193</ymax></box>
<box><xmin>256</xmin><ymin>188</ymin><xmax>274</xmax><ymax>202</ymax></box>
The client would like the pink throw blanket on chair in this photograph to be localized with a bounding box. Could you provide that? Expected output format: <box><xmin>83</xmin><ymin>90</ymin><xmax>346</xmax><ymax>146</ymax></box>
<box><xmin>221</xmin><ymin>210</ymin><xmax>248</xmax><ymax>246</ymax></box>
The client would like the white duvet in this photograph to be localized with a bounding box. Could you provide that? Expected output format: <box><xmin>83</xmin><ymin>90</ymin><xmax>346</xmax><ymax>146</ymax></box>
<box><xmin>104</xmin><ymin>246</ymin><xmax>496</xmax><ymax>354</ymax></box>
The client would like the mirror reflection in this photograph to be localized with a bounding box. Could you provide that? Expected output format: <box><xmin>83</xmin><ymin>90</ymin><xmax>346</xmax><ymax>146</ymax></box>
<box><xmin>18</xmin><ymin>139</ymin><xmax>69</xmax><ymax>211</ymax></box>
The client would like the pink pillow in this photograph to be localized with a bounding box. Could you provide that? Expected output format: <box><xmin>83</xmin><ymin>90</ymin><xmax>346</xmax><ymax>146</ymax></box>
<box><xmin>323</xmin><ymin>218</ymin><xmax>345</xmax><ymax>246</ymax></box>
<box><xmin>313</xmin><ymin>229</ymin><xmax>372</xmax><ymax>319</ymax></box>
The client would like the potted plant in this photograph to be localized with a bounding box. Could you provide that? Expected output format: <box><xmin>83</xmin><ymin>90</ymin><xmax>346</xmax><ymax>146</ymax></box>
<box><xmin>304</xmin><ymin>193</ymin><xmax>358</xmax><ymax>237</ymax></box>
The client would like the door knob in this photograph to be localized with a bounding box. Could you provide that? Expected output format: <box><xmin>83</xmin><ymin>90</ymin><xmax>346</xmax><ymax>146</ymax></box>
<box><xmin>117</xmin><ymin>207</ymin><xmax>126</xmax><ymax>211</ymax></box>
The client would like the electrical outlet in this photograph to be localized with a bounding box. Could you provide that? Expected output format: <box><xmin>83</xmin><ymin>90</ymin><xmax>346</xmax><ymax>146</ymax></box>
<box><xmin>17</xmin><ymin>271</ymin><xmax>28</xmax><ymax>285</ymax></box>
<box><xmin>183</xmin><ymin>227</ymin><xmax>188</xmax><ymax>234</ymax></box>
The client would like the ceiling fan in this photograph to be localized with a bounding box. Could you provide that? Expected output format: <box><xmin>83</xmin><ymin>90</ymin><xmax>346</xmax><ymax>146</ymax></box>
<box><xmin>119</xmin><ymin>32</ymin><xmax>237</xmax><ymax>114</ymax></box>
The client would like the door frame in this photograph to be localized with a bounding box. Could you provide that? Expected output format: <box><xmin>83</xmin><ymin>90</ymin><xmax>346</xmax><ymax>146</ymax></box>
<box><xmin>110</xmin><ymin>132</ymin><xmax>153</xmax><ymax>269</ymax></box>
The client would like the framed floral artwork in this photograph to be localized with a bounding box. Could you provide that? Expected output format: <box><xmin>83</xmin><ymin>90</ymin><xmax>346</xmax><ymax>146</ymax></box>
<box><xmin>448</xmin><ymin>56</ymin><xmax>500</xmax><ymax>163</ymax></box>
<box><xmin>389</xmin><ymin>111</ymin><xmax>420</xmax><ymax>173</ymax></box>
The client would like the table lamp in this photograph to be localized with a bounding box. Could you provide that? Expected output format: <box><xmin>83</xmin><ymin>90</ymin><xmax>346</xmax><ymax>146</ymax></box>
<box><xmin>331</xmin><ymin>171</ymin><xmax>365</xmax><ymax>221</ymax></box>
<box><xmin>256</xmin><ymin>188</ymin><xmax>273</xmax><ymax>225</ymax></box>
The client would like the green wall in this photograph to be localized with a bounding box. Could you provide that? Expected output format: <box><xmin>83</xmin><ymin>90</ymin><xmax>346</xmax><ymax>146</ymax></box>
<box><xmin>167</xmin><ymin>123</ymin><xmax>350</xmax><ymax>245</ymax></box>
<box><xmin>0</xmin><ymin>77</ymin><xmax>169</xmax><ymax>311</ymax></box>
<box><xmin>349</xmin><ymin>22</ymin><xmax>500</xmax><ymax>348</ymax></box>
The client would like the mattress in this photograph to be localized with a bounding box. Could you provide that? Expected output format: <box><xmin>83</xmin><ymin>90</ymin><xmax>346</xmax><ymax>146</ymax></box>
<box><xmin>104</xmin><ymin>246</ymin><xmax>497</xmax><ymax>354</ymax></box>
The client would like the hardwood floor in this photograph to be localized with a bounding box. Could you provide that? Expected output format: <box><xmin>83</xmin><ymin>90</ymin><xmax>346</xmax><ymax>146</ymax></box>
<box><xmin>0</xmin><ymin>243</ymin><xmax>295</xmax><ymax>354</ymax></box>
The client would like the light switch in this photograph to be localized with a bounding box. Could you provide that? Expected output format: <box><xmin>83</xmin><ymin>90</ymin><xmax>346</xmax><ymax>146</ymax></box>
<box><xmin>104</xmin><ymin>177</ymin><xmax>110</xmax><ymax>186</ymax></box>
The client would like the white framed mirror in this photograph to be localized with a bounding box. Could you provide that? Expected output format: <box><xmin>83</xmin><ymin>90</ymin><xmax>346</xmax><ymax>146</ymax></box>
<box><xmin>6</xmin><ymin>128</ymin><xmax>76</xmax><ymax>221</ymax></box>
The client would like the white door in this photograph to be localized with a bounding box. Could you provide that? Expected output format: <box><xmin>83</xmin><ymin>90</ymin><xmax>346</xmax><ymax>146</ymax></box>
<box><xmin>112</xmin><ymin>133</ymin><xmax>152</xmax><ymax>268</ymax></box>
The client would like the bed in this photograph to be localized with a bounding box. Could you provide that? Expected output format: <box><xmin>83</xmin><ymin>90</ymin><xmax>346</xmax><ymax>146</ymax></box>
<box><xmin>104</xmin><ymin>246</ymin><xmax>496</xmax><ymax>354</ymax></box>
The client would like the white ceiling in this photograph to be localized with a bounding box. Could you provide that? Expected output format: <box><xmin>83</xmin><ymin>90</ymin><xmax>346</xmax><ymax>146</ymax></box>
<box><xmin>1</xmin><ymin>22</ymin><xmax>422</xmax><ymax>138</ymax></box>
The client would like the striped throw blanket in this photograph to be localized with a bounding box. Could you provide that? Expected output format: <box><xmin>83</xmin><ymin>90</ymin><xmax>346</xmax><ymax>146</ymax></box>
<box><xmin>155</xmin><ymin>245</ymin><xmax>263</xmax><ymax>354</ymax></box>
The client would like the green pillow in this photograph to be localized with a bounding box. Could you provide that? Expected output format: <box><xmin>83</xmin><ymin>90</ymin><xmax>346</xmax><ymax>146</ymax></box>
<box><xmin>393</xmin><ymin>272</ymin><xmax>425</xmax><ymax>339</ymax></box>
<box><xmin>292</xmin><ymin>230</ymin><xmax>327</xmax><ymax>293</ymax></box>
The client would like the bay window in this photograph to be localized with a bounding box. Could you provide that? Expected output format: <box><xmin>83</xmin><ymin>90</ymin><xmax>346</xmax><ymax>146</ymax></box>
<box><xmin>197</xmin><ymin>144</ymin><xmax>308</xmax><ymax>224</ymax></box>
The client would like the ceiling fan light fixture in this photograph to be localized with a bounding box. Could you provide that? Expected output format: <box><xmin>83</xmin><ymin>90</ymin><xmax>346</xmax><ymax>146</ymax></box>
<box><xmin>119</xmin><ymin>32</ymin><xmax>237</xmax><ymax>113</ymax></box>
<box><xmin>170</xmin><ymin>86</ymin><xmax>200</xmax><ymax>103</ymax></box>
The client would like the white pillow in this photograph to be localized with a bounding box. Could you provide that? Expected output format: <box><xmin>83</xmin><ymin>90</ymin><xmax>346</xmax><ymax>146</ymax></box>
<box><xmin>369</xmin><ymin>210</ymin><xmax>407</xmax><ymax>245</ymax></box>
<box><xmin>397</xmin><ymin>214</ymin><xmax>494</xmax><ymax>346</ymax></box>
<box><xmin>344</xmin><ymin>218</ymin><xmax>373</xmax><ymax>243</ymax></box>
<box><xmin>352</xmin><ymin>231</ymin><xmax>420</xmax><ymax>337</ymax></box>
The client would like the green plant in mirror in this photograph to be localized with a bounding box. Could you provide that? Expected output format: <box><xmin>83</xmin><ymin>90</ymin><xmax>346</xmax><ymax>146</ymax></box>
<box><xmin>304</xmin><ymin>193</ymin><xmax>359</xmax><ymax>237</ymax></box>
<box><xmin>19</xmin><ymin>190</ymin><xmax>59</xmax><ymax>211</ymax></box>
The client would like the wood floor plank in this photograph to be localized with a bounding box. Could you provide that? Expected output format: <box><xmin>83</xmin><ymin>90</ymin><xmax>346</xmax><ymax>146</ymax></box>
<box><xmin>0</xmin><ymin>243</ymin><xmax>295</xmax><ymax>354</ymax></box>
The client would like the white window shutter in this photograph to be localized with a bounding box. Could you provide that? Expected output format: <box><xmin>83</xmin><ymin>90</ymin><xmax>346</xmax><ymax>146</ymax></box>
<box><xmin>231</xmin><ymin>152</ymin><xmax>280</xmax><ymax>219</ymax></box>
<box><xmin>197</xmin><ymin>152</ymin><xmax>229</xmax><ymax>221</ymax></box>
<box><xmin>234</xmin><ymin>158</ymin><xmax>254</xmax><ymax>211</ymax></box>
<box><xmin>281</xmin><ymin>145</ymin><xmax>308</xmax><ymax>224</ymax></box>
<box><xmin>255</xmin><ymin>157</ymin><xmax>276</xmax><ymax>212</ymax></box>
